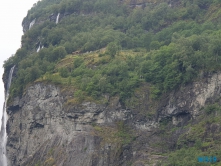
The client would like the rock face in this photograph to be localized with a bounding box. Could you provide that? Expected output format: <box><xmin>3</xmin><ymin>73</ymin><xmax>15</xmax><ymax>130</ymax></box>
<box><xmin>5</xmin><ymin>72</ymin><xmax>221</xmax><ymax>166</ymax></box>
<box><xmin>6</xmin><ymin>83</ymin><xmax>138</xmax><ymax>166</ymax></box>
<box><xmin>158</xmin><ymin>73</ymin><xmax>221</xmax><ymax>124</ymax></box>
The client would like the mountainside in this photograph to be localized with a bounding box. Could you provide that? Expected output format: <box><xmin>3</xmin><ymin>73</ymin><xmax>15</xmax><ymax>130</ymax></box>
<box><xmin>3</xmin><ymin>0</ymin><xmax>221</xmax><ymax>165</ymax></box>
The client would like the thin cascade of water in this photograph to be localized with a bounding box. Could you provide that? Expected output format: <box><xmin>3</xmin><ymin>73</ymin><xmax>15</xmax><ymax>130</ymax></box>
<box><xmin>29</xmin><ymin>18</ymin><xmax>36</xmax><ymax>30</ymax></box>
<box><xmin>37</xmin><ymin>45</ymin><xmax>41</xmax><ymax>52</ymax></box>
<box><xmin>0</xmin><ymin>65</ymin><xmax>15</xmax><ymax>166</ymax></box>
<box><xmin>56</xmin><ymin>13</ymin><xmax>60</xmax><ymax>24</ymax></box>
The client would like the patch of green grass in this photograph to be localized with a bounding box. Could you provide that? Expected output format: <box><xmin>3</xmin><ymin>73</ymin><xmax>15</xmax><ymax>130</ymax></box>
<box><xmin>115</xmin><ymin>121</ymin><xmax>135</xmax><ymax>145</ymax></box>
<box><xmin>34</xmin><ymin>161</ymin><xmax>41</xmax><ymax>166</ymax></box>
<box><xmin>204</xmin><ymin>103</ymin><xmax>221</xmax><ymax>115</ymax></box>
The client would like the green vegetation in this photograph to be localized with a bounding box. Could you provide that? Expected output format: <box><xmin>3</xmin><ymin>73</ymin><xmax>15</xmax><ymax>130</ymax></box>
<box><xmin>204</xmin><ymin>103</ymin><xmax>221</xmax><ymax>114</ymax></box>
<box><xmin>159</xmin><ymin>103</ymin><xmax>221</xmax><ymax>165</ymax></box>
<box><xmin>165</xmin><ymin>147</ymin><xmax>216</xmax><ymax>166</ymax></box>
<box><xmin>115</xmin><ymin>121</ymin><xmax>134</xmax><ymax>145</ymax></box>
<box><xmin>93</xmin><ymin>121</ymin><xmax>134</xmax><ymax>146</ymax></box>
<box><xmin>35</xmin><ymin>162</ymin><xmax>41</xmax><ymax>166</ymax></box>
<box><xmin>4</xmin><ymin>0</ymin><xmax>221</xmax><ymax>102</ymax></box>
<box><xmin>106</xmin><ymin>42</ymin><xmax>119</xmax><ymax>57</ymax></box>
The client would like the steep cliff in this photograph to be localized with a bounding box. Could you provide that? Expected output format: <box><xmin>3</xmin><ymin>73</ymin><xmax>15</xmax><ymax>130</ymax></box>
<box><xmin>6</xmin><ymin>83</ymin><xmax>147</xmax><ymax>166</ymax></box>
<box><xmin>4</xmin><ymin>71</ymin><xmax>221</xmax><ymax>166</ymax></box>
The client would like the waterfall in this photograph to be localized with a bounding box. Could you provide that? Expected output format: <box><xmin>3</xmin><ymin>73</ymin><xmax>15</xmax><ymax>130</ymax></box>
<box><xmin>56</xmin><ymin>13</ymin><xmax>60</xmax><ymax>24</ymax></box>
<box><xmin>0</xmin><ymin>65</ymin><xmax>15</xmax><ymax>166</ymax></box>
<box><xmin>29</xmin><ymin>18</ymin><xmax>36</xmax><ymax>30</ymax></box>
<box><xmin>37</xmin><ymin>45</ymin><xmax>41</xmax><ymax>52</ymax></box>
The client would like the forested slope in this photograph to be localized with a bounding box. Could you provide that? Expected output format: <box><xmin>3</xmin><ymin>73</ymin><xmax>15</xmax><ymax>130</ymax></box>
<box><xmin>4</xmin><ymin>0</ymin><xmax>221</xmax><ymax>101</ymax></box>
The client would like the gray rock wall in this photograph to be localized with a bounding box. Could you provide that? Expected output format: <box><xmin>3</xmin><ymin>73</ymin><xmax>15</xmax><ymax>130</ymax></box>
<box><xmin>6</xmin><ymin>83</ymin><xmax>135</xmax><ymax>166</ymax></box>
<box><xmin>158</xmin><ymin>73</ymin><xmax>221</xmax><ymax>125</ymax></box>
<box><xmin>5</xmin><ymin>72</ymin><xmax>221</xmax><ymax>166</ymax></box>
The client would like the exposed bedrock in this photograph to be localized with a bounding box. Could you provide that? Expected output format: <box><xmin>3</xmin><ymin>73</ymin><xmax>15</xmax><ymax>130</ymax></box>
<box><xmin>5</xmin><ymin>72</ymin><xmax>221</xmax><ymax>165</ymax></box>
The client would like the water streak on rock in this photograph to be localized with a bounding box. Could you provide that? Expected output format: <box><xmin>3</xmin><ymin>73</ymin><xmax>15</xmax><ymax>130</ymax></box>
<box><xmin>56</xmin><ymin>13</ymin><xmax>60</xmax><ymax>24</ymax></box>
<box><xmin>37</xmin><ymin>45</ymin><xmax>41</xmax><ymax>52</ymax></box>
<box><xmin>0</xmin><ymin>65</ymin><xmax>15</xmax><ymax>166</ymax></box>
<box><xmin>29</xmin><ymin>19</ymin><xmax>36</xmax><ymax>30</ymax></box>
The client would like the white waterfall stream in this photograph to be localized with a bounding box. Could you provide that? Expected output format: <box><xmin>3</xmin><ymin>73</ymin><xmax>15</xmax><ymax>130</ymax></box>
<box><xmin>56</xmin><ymin>13</ymin><xmax>60</xmax><ymax>24</ymax></box>
<box><xmin>37</xmin><ymin>44</ymin><xmax>41</xmax><ymax>52</ymax></box>
<box><xmin>29</xmin><ymin>18</ymin><xmax>36</xmax><ymax>30</ymax></box>
<box><xmin>0</xmin><ymin>65</ymin><xmax>15</xmax><ymax>166</ymax></box>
